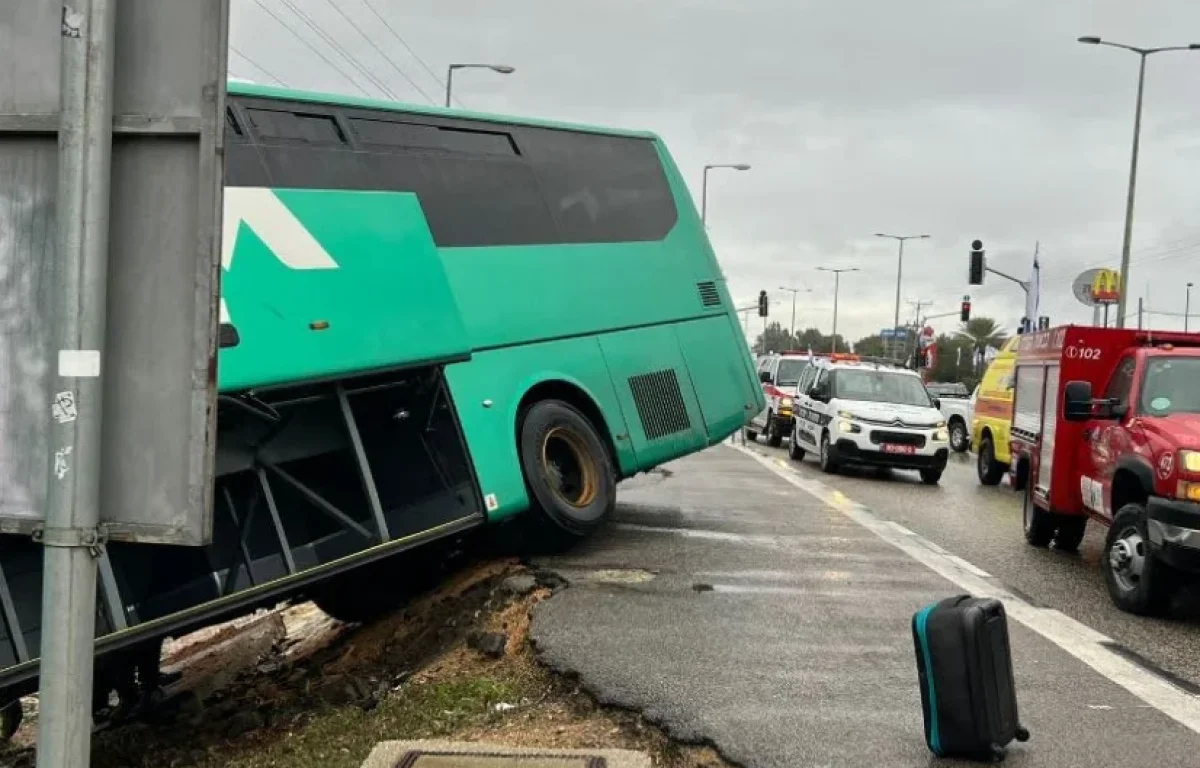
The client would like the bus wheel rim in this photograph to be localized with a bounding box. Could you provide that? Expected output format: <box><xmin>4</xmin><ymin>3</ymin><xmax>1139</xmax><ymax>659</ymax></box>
<box><xmin>541</xmin><ymin>427</ymin><xmax>598</xmax><ymax>509</ymax></box>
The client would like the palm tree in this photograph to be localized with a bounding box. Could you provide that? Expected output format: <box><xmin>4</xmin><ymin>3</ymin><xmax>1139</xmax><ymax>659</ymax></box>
<box><xmin>956</xmin><ymin>317</ymin><xmax>1007</xmax><ymax>374</ymax></box>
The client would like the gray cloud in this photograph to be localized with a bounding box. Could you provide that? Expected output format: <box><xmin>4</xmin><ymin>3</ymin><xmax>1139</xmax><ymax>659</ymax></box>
<box><xmin>231</xmin><ymin>0</ymin><xmax>1200</xmax><ymax>343</ymax></box>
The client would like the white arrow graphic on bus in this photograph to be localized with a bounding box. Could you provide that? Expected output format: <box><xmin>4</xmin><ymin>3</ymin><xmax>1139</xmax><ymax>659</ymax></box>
<box><xmin>219</xmin><ymin>187</ymin><xmax>340</xmax><ymax>324</ymax></box>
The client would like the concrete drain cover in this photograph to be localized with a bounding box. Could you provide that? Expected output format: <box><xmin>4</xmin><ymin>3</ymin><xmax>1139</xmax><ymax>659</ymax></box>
<box><xmin>363</xmin><ymin>741</ymin><xmax>650</xmax><ymax>768</ymax></box>
<box><xmin>396</xmin><ymin>753</ymin><xmax>604</xmax><ymax>767</ymax></box>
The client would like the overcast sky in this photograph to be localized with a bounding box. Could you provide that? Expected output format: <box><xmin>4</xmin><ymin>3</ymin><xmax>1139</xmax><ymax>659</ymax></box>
<box><xmin>229</xmin><ymin>0</ymin><xmax>1200</xmax><ymax>344</ymax></box>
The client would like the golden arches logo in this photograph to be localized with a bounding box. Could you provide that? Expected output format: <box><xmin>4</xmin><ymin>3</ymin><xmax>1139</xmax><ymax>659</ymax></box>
<box><xmin>1090</xmin><ymin>269</ymin><xmax>1121</xmax><ymax>304</ymax></box>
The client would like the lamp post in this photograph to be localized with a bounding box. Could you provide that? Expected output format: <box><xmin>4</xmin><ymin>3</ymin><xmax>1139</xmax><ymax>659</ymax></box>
<box><xmin>874</xmin><ymin>233</ymin><xmax>929</xmax><ymax>354</ymax></box>
<box><xmin>1077</xmin><ymin>36</ymin><xmax>1200</xmax><ymax>327</ymax></box>
<box><xmin>778</xmin><ymin>286</ymin><xmax>811</xmax><ymax>342</ymax></box>
<box><xmin>1187</xmin><ymin>282</ymin><xmax>1194</xmax><ymax>332</ymax></box>
<box><xmin>817</xmin><ymin>267</ymin><xmax>858</xmax><ymax>352</ymax></box>
<box><xmin>701</xmin><ymin>163</ymin><xmax>751</xmax><ymax>225</ymax></box>
<box><xmin>445</xmin><ymin>63</ymin><xmax>515</xmax><ymax>107</ymax></box>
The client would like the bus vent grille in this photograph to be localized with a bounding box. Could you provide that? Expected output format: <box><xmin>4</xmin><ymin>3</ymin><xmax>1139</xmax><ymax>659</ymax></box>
<box><xmin>697</xmin><ymin>281</ymin><xmax>721</xmax><ymax>307</ymax></box>
<box><xmin>629</xmin><ymin>369</ymin><xmax>691</xmax><ymax>440</ymax></box>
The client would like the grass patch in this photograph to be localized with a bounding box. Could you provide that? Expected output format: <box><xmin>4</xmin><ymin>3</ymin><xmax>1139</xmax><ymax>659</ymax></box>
<box><xmin>208</xmin><ymin>677</ymin><xmax>528</xmax><ymax>768</ymax></box>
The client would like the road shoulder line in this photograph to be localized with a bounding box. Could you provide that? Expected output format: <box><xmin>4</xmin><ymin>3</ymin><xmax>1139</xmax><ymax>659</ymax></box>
<box><xmin>729</xmin><ymin>443</ymin><xmax>1200</xmax><ymax>736</ymax></box>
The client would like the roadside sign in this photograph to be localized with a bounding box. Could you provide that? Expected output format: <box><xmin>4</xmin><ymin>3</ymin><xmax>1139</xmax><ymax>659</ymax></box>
<box><xmin>0</xmin><ymin>0</ymin><xmax>229</xmax><ymax>545</ymax></box>
<box><xmin>1072</xmin><ymin>267</ymin><xmax>1121</xmax><ymax>308</ymax></box>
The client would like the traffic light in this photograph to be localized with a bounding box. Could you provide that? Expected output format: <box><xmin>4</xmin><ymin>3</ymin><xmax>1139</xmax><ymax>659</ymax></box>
<box><xmin>757</xmin><ymin>290</ymin><xmax>769</xmax><ymax>317</ymax></box>
<box><xmin>960</xmin><ymin>297</ymin><xmax>971</xmax><ymax>322</ymax></box>
<box><xmin>968</xmin><ymin>239</ymin><xmax>985</xmax><ymax>285</ymax></box>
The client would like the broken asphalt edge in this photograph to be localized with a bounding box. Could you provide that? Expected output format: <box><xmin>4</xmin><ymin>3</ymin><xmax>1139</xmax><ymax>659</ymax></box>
<box><xmin>525</xmin><ymin>559</ymin><xmax>746</xmax><ymax>768</ymax></box>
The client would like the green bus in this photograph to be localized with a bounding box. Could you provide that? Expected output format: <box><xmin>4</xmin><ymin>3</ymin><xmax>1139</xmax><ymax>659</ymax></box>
<box><xmin>0</xmin><ymin>81</ymin><xmax>763</xmax><ymax>719</ymax></box>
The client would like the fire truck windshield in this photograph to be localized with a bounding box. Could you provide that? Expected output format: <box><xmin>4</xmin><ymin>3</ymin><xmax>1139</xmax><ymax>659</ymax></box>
<box><xmin>1139</xmin><ymin>357</ymin><xmax>1200</xmax><ymax>416</ymax></box>
<box><xmin>776</xmin><ymin>359</ymin><xmax>809</xmax><ymax>387</ymax></box>
<box><xmin>833</xmin><ymin>369</ymin><xmax>934</xmax><ymax>407</ymax></box>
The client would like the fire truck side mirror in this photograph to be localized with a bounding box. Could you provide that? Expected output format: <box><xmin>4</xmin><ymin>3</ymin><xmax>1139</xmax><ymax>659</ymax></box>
<box><xmin>1062</xmin><ymin>380</ymin><xmax>1094</xmax><ymax>422</ymax></box>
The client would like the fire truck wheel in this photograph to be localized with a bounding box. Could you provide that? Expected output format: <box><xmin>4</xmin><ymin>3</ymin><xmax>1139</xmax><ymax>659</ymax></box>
<box><xmin>766</xmin><ymin>413</ymin><xmax>784</xmax><ymax>447</ymax></box>
<box><xmin>1022</xmin><ymin>483</ymin><xmax>1054</xmax><ymax>547</ymax></box>
<box><xmin>1102</xmin><ymin>503</ymin><xmax>1176</xmax><ymax>616</ymax></box>
<box><xmin>1053</xmin><ymin>516</ymin><xmax>1088</xmax><ymax>553</ymax></box>
<box><xmin>977</xmin><ymin>435</ymin><xmax>1006</xmax><ymax>486</ymax></box>
<box><xmin>948</xmin><ymin>419</ymin><xmax>969</xmax><ymax>453</ymax></box>
<box><xmin>819</xmin><ymin>432</ymin><xmax>839</xmax><ymax>474</ymax></box>
<box><xmin>788</xmin><ymin>434</ymin><xmax>806</xmax><ymax>461</ymax></box>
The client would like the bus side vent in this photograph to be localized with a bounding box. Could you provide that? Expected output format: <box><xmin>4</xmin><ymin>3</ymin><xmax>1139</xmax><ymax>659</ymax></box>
<box><xmin>697</xmin><ymin>281</ymin><xmax>721</xmax><ymax>307</ymax></box>
<box><xmin>629</xmin><ymin>369</ymin><xmax>691</xmax><ymax>440</ymax></box>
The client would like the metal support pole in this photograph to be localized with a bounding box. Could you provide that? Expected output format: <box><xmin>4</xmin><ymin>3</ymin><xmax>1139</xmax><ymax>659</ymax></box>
<box><xmin>37</xmin><ymin>1</ymin><xmax>117</xmax><ymax>766</ymax></box>
<box><xmin>700</xmin><ymin>167</ymin><xmax>709</xmax><ymax>225</ymax></box>
<box><xmin>444</xmin><ymin>65</ymin><xmax>454</xmax><ymax>107</ymax></box>
<box><xmin>1186</xmin><ymin>283</ymin><xmax>1193</xmax><ymax>332</ymax></box>
<box><xmin>831</xmin><ymin>272</ymin><xmax>840</xmax><ymax>353</ymax></box>
<box><xmin>892</xmin><ymin>238</ymin><xmax>905</xmax><ymax>346</ymax></box>
<box><xmin>1115</xmin><ymin>54</ymin><xmax>1147</xmax><ymax>329</ymax></box>
<box><xmin>1138</xmin><ymin>297</ymin><xmax>1144</xmax><ymax>329</ymax></box>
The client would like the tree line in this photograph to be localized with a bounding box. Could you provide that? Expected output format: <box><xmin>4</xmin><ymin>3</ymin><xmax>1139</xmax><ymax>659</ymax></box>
<box><xmin>751</xmin><ymin>317</ymin><xmax>1008</xmax><ymax>388</ymax></box>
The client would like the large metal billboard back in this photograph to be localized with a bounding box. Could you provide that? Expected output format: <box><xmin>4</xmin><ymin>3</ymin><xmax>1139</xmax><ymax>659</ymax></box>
<box><xmin>0</xmin><ymin>1</ymin><xmax>228</xmax><ymax>545</ymax></box>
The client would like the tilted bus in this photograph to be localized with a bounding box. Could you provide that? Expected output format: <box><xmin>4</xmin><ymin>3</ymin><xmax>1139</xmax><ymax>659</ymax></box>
<box><xmin>0</xmin><ymin>81</ymin><xmax>765</xmax><ymax>726</ymax></box>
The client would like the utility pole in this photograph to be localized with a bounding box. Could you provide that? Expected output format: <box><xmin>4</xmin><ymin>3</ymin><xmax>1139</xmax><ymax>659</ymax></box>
<box><xmin>701</xmin><ymin>163</ymin><xmax>751</xmax><ymax>225</ymax></box>
<box><xmin>818</xmin><ymin>267</ymin><xmax>858</xmax><ymax>352</ymax></box>
<box><xmin>778</xmin><ymin>286</ymin><xmax>810</xmax><ymax>342</ymax></box>
<box><xmin>875</xmin><ymin>233</ymin><xmax>930</xmax><ymax>357</ymax></box>
<box><xmin>1138</xmin><ymin>297</ymin><xmax>1144</xmax><ymax>329</ymax></box>
<box><xmin>1077</xmin><ymin>36</ymin><xmax>1200</xmax><ymax>327</ymax></box>
<box><xmin>38</xmin><ymin>1</ymin><xmax>117</xmax><ymax>766</ymax></box>
<box><xmin>1187</xmin><ymin>282</ymin><xmax>1194</xmax><ymax>332</ymax></box>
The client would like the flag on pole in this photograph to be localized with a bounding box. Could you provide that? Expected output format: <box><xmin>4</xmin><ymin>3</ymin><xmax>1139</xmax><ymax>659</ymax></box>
<box><xmin>1024</xmin><ymin>242</ymin><xmax>1041</xmax><ymax>332</ymax></box>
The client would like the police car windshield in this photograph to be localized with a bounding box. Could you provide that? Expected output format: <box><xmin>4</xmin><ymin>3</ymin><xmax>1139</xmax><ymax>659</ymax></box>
<box><xmin>776</xmin><ymin>359</ymin><xmax>808</xmax><ymax>387</ymax></box>
<box><xmin>1140</xmin><ymin>357</ymin><xmax>1200</xmax><ymax>416</ymax></box>
<box><xmin>833</xmin><ymin>369</ymin><xmax>933</xmax><ymax>407</ymax></box>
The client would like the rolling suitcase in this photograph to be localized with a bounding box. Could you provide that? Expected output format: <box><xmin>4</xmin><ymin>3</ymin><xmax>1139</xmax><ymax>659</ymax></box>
<box><xmin>912</xmin><ymin>595</ymin><xmax>1030</xmax><ymax>761</ymax></box>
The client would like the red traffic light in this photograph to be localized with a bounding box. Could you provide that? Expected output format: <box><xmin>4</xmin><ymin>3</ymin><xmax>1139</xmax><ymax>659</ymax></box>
<box><xmin>960</xmin><ymin>301</ymin><xmax>971</xmax><ymax>322</ymax></box>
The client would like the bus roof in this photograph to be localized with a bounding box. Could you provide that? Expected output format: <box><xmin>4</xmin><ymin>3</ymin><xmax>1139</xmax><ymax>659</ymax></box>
<box><xmin>227</xmin><ymin>81</ymin><xmax>661</xmax><ymax>142</ymax></box>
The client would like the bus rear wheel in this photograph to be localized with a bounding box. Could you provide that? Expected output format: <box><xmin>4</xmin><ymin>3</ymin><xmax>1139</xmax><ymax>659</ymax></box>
<box><xmin>519</xmin><ymin>399</ymin><xmax>616</xmax><ymax>545</ymax></box>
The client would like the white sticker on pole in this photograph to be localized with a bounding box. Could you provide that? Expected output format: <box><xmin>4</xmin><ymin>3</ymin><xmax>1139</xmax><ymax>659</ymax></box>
<box><xmin>57</xmin><ymin>350</ymin><xmax>101</xmax><ymax>378</ymax></box>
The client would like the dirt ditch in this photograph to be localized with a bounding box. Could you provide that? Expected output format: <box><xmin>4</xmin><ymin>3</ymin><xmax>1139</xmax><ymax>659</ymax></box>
<box><xmin>0</xmin><ymin>558</ymin><xmax>730</xmax><ymax>768</ymax></box>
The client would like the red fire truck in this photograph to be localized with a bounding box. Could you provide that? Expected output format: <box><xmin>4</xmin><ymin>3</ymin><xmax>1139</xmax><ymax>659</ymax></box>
<box><xmin>1008</xmin><ymin>325</ymin><xmax>1200</xmax><ymax>615</ymax></box>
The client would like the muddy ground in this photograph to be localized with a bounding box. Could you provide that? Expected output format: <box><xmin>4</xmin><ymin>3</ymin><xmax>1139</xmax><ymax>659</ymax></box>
<box><xmin>0</xmin><ymin>558</ymin><xmax>729</xmax><ymax>768</ymax></box>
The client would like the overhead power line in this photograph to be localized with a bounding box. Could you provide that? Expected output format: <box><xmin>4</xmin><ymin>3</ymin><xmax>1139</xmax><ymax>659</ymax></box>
<box><xmin>230</xmin><ymin>45</ymin><xmax>287</xmax><ymax>86</ymax></box>
<box><xmin>359</xmin><ymin>0</ymin><xmax>463</xmax><ymax>107</ymax></box>
<box><xmin>275</xmin><ymin>0</ymin><xmax>400</xmax><ymax>100</ymax></box>
<box><xmin>321</xmin><ymin>0</ymin><xmax>435</xmax><ymax>104</ymax></box>
<box><xmin>248</xmin><ymin>0</ymin><xmax>370</xmax><ymax>96</ymax></box>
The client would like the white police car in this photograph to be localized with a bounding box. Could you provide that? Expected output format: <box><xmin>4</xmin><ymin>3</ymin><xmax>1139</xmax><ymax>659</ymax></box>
<box><xmin>789</xmin><ymin>356</ymin><xmax>950</xmax><ymax>484</ymax></box>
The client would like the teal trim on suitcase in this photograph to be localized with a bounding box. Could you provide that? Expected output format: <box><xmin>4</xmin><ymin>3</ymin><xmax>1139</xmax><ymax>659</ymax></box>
<box><xmin>915</xmin><ymin>604</ymin><xmax>943</xmax><ymax>756</ymax></box>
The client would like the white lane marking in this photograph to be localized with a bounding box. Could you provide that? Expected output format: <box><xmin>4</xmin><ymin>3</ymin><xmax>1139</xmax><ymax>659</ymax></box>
<box><xmin>947</xmin><ymin>554</ymin><xmax>993</xmax><ymax>578</ymax></box>
<box><xmin>734</xmin><ymin>444</ymin><xmax>1200</xmax><ymax>736</ymax></box>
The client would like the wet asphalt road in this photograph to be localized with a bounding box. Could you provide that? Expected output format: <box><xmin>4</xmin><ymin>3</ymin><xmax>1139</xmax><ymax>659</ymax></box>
<box><xmin>740</xmin><ymin>438</ymin><xmax>1200</xmax><ymax>690</ymax></box>
<box><xmin>530</xmin><ymin>441</ymin><xmax>1200</xmax><ymax>768</ymax></box>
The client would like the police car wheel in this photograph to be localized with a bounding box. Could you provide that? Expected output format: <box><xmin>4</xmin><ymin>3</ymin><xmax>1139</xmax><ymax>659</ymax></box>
<box><xmin>788</xmin><ymin>433</ymin><xmax>805</xmax><ymax>461</ymax></box>
<box><xmin>819</xmin><ymin>432</ymin><xmax>838</xmax><ymax>474</ymax></box>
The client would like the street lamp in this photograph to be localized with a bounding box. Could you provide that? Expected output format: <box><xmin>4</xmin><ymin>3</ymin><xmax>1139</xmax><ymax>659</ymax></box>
<box><xmin>874</xmin><ymin>233</ymin><xmax>930</xmax><ymax>352</ymax></box>
<box><xmin>817</xmin><ymin>267</ymin><xmax>858</xmax><ymax>352</ymax></box>
<box><xmin>1187</xmin><ymin>282</ymin><xmax>1194</xmax><ymax>332</ymax></box>
<box><xmin>445</xmin><ymin>63</ymin><xmax>515</xmax><ymax>107</ymax></box>
<box><xmin>701</xmin><ymin>163</ymin><xmax>751</xmax><ymax>225</ymax></box>
<box><xmin>778</xmin><ymin>286</ymin><xmax>812</xmax><ymax>341</ymax></box>
<box><xmin>1077</xmin><ymin>36</ymin><xmax>1200</xmax><ymax>327</ymax></box>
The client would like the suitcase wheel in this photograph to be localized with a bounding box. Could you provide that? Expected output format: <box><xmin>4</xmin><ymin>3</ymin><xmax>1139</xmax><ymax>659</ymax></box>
<box><xmin>1015</xmin><ymin>725</ymin><xmax>1030</xmax><ymax>742</ymax></box>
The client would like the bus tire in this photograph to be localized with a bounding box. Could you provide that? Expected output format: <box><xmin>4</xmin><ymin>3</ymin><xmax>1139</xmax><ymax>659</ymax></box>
<box><xmin>1022</xmin><ymin>482</ymin><xmax>1054</xmax><ymax>547</ymax></box>
<box><xmin>519</xmin><ymin>399</ymin><xmax>616</xmax><ymax>543</ymax></box>
<box><xmin>1103</xmin><ymin>503</ymin><xmax>1176</xmax><ymax>616</ymax></box>
<box><xmin>977</xmin><ymin>434</ymin><xmax>1006</xmax><ymax>486</ymax></box>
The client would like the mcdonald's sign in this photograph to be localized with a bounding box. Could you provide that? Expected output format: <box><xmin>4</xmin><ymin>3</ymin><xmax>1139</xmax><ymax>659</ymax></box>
<box><xmin>1090</xmin><ymin>268</ymin><xmax>1121</xmax><ymax>305</ymax></box>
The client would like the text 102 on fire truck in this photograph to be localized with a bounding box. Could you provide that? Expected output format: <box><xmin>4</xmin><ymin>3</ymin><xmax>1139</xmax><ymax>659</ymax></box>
<box><xmin>1006</xmin><ymin>324</ymin><xmax>1200</xmax><ymax>617</ymax></box>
